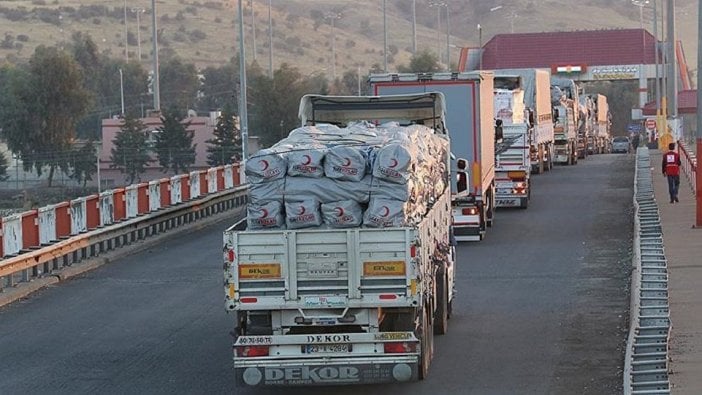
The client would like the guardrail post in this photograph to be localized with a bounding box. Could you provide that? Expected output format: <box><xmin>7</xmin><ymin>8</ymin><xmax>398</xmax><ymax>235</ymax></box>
<box><xmin>199</xmin><ymin>171</ymin><xmax>208</xmax><ymax>196</ymax></box>
<box><xmin>125</xmin><ymin>185</ymin><xmax>139</xmax><ymax>218</ymax></box>
<box><xmin>189</xmin><ymin>171</ymin><xmax>201</xmax><ymax>200</ymax></box>
<box><xmin>232</xmin><ymin>163</ymin><xmax>241</xmax><ymax>185</ymax></box>
<box><xmin>21</xmin><ymin>210</ymin><xmax>40</xmax><ymax>251</ymax></box>
<box><xmin>207</xmin><ymin>168</ymin><xmax>218</xmax><ymax>194</ymax></box>
<box><xmin>216</xmin><ymin>166</ymin><xmax>225</xmax><ymax>190</ymax></box>
<box><xmin>224</xmin><ymin>165</ymin><xmax>234</xmax><ymax>189</ymax></box>
<box><xmin>159</xmin><ymin>178</ymin><xmax>171</xmax><ymax>208</ymax></box>
<box><xmin>148</xmin><ymin>180</ymin><xmax>161</xmax><ymax>212</ymax></box>
<box><xmin>99</xmin><ymin>190</ymin><xmax>115</xmax><ymax>227</ymax></box>
<box><xmin>137</xmin><ymin>183</ymin><xmax>149</xmax><ymax>215</ymax></box>
<box><xmin>182</xmin><ymin>173</ymin><xmax>191</xmax><ymax>201</ymax></box>
<box><xmin>85</xmin><ymin>195</ymin><xmax>100</xmax><ymax>230</ymax></box>
<box><xmin>38</xmin><ymin>205</ymin><xmax>58</xmax><ymax>245</ymax></box>
<box><xmin>113</xmin><ymin>188</ymin><xmax>126</xmax><ymax>222</ymax></box>
<box><xmin>170</xmin><ymin>175</ymin><xmax>183</xmax><ymax>205</ymax></box>
<box><xmin>70</xmin><ymin>198</ymin><xmax>88</xmax><ymax>235</ymax></box>
<box><xmin>2</xmin><ymin>214</ymin><xmax>22</xmax><ymax>256</ymax></box>
<box><xmin>55</xmin><ymin>202</ymin><xmax>71</xmax><ymax>239</ymax></box>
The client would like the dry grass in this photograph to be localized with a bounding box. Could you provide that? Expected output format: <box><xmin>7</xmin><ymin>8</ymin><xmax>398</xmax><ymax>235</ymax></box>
<box><xmin>0</xmin><ymin>0</ymin><xmax>697</xmax><ymax>80</ymax></box>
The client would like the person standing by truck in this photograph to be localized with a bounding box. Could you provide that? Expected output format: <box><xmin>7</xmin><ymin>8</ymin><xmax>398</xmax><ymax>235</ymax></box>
<box><xmin>662</xmin><ymin>142</ymin><xmax>682</xmax><ymax>203</ymax></box>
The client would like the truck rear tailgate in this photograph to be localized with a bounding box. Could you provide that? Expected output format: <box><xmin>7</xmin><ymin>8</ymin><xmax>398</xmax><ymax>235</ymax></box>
<box><xmin>224</xmin><ymin>227</ymin><xmax>418</xmax><ymax>311</ymax></box>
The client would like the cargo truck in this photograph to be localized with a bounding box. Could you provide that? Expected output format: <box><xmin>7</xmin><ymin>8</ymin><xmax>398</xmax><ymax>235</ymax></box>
<box><xmin>494</xmin><ymin>69</ymin><xmax>555</xmax><ymax>174</ymax></box>
<box><xmin>576</xmin><ymin>98</ymin><xmax>591</xmax><ymax>159</ymax></box>
<box><xmin>369</xmin><ymin>72</ymin><xmax>496</xmax><ymax>241</ymax></box>
<box><xmin>580</xmin><ymin>95</ymin><xmax>597</xmax><ymax>155</ymax></box>
<box><xmin>550</xmin><ymin>78</ymin><xmax>579</xmax><ymax>165</ymax></box>
<box><xmin>594</xmin><ymin>94</ymin><xmax>612</xmax><ymax>153</ymax></box>
<box><xmin>224</xmin><ymin>93</ymin><xmax>456</xmax><ymax>387</ymax></box>
<box><xmin>492</xmin><ymin>74</ymin><xmax>531</xmax><ymax>209</ymax></box>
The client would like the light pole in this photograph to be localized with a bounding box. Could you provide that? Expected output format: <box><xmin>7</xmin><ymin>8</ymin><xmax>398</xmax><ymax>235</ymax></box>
<box><xmin>132</xmin><ymin>8</ymin><xmax>145</xmax><ymax>61</ymax></box>
<box><xmin>249</xmin><ymin>0</ymin><xmax>257</xmax><ymax>62</ymax></box>
<box><xmin>666</xmin><ymin>0</ymin><xmax>678</xmax><ymax>118</ymax></box>
<box><xmin>268</xmin><ymin>0</ymin><xmax>273</xmax><ymax>77</ymax></box>
<box><xmin>383</xmin><ymin>0</ymin><xmax>388</xmax><ymax>72</ymax></box>
<box><xmin>151</xmin><ymin>0</ymin><xmax>160</xmax><ymax>111</ymax></box>
<box><xmin>412</xmin><ymin>0</ymin><xmax>417</xmax><ymax>54</ymax></box>
<box><xmin>478</xmin><ymin>24</ymin><xmax>483</xmax><ymax>70</ymax></box>
<box><xmin>238</xmin><ymin>0</ymin><xmax>249</xmax><ymax>162</ymax></box>
<box><xmin>631</xmin><ymin>0</ymin><xmax>649</xmax><ymax>64</ymax></box>
<box><xmin>123</xmin><ymin>0</ymin><xmax>129</xmax><ymax>62</ymax></box>
<box><xmin>325</xmin><ymin>12</ymin><xmax>342</xmax><ymax>80</ymax></box>
<box><xmin>429</xmin><ymin>2</ymin><xmax>446</xmax><ymax>65</ymax></box>
<box><xmin>119</xmin><ymin>68</ymin><xmax>125</xmax><ymax>115</ymax></box>
<box><xmin>445</xmin><ymin>3</ymin><xmax>450</xmax><ymax>70</ymax></box>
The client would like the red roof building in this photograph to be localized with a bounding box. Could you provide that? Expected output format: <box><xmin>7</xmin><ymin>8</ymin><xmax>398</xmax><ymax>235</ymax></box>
<box><xmin>479</xmin><ymin>28</ymin><xmax>657</xmax><ymax>70</ymax></box>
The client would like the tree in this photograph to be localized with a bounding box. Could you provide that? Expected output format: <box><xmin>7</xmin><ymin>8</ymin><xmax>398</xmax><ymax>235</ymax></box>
<box><xmin>110</xmin><ymin>114</ymin><xmax>152</xmax><ymax>184</ymax></box>
<box><xmin>197</xmin><ymin>61</ymin><xmax>238</xmax><ymax>112</ymax></box>
<box><xmin>0</xmin><ymin>151</ymin><xmax>8</xmax><ymax>181</ymax></box>
<box><xmin>70</xmin><ymin>140</ymin><xmax>97</xmax><ymax>187</ymax></box>
<box><xmin>159</xmin><ymin>56</ymin><xmax>200</xmax><ymax>112</ymax></box>
<box><xmin>398</xmin><ymin>50</ymin><xmax>441</xmax><ymax>73</ymax></box>
<box><xmin>154</xmin><ymin>107</ymin><xmax>196</xmax><ymax>174</ymax></box>
<box><xmin>0</xmin><ymin>45</ymin><xmax>90</xmax><ymax>186</ymax></box>
<box><xmin>206</xmin><ymin>104</ymin><xmax>241</xmax><ymax>166</ymax></box>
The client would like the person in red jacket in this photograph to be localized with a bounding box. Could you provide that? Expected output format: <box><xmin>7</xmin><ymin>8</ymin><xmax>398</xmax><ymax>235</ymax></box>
<box><xmin>662</xmin><ymin>142</ymin><xmax>682</xmax><ymax>203</ymax></box>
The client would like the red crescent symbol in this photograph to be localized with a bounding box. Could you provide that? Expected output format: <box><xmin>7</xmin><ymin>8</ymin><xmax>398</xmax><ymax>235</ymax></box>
<box><xmin>381</xmin><ymin>206</ymin><xmax>390</xmax><ymax>217</ymax></box>
<box><xmin>298</xmin><ymin>206</ymin><xmax>306</xmax><ymax>215</ymax></box>
<box><xmin>389</xmin><ymin>158</ymin><xmax>399</xmax><ymax>168</ymax></box>
<box><xmin>335</xmin><ymin>207</ymin><xmax>344</xmax><ymax>217</ymax></box>
<box><xmin>342</xmin><ymin>158</ymin><xmax>351</xmax><ymax>167</ymax></box>
<box><xmin>260</xmin><ymin>208</ymin><xmax>269</xmax><ymax>218</ymax></box>
<box><xmin>302</xmin><ymin>155</ymin><xmax>312</xmax><ymax>165</ymax></box>
<box><xmin>259</xmin><ymin>160</ymin><xmax>269</xmax><ymax>171</ymax></box>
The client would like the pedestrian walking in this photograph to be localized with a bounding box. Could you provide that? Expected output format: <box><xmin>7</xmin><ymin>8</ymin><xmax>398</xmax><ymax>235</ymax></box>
<box><xmin>662</xmin><ymin>142</ymin><xmax>682</xmax><ymax>203</ymax></box>
<box><xmin>632</xmin><ymin>133</ymin><xmax>640</xmax><ymax>150</ymax></box>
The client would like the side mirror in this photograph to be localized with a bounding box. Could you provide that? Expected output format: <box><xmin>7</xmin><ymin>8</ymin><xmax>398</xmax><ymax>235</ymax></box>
<box><xmin>456</xmin><ymin>158</ymin><xmax>469</xmax><ymax>193</ymax></box>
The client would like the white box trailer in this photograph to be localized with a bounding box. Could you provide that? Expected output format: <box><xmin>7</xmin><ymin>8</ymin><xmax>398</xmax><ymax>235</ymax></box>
<box><xmin>369</xmin><ymin>72</ymin><xmax>496</xmax><ymax>241</ymax></box>
<box><xmin>224</xmin><ymin>93</ymin><xmax>456</xmax><ymax>386</ymax></box>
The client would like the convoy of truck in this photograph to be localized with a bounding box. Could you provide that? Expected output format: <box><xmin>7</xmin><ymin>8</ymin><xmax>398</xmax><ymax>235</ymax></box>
<box><xmin>223</xmin><ymin>68</ymin><xmax>615</xmax><ymax>387</ymax></box>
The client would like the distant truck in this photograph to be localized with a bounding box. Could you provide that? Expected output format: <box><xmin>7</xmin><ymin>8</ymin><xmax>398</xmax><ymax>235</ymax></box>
<box><xmin>493</xmin><ymin>74</ymin><xmax>531</xmax><ymax>209</ymax></box>
<box><xmin>550</xmin><ymin>78</ymin><xmax>579</xmax><ymax>165</ymax></box>
<box><xmin>224</xmin><ymin>93</ymin><xmax>455</xmax><ymax>386</ymax></box>
<box><xmin>593</xmin><ymin>94</ymin><xmax>612</xmax><ymax>153</ymax></box>
<box><xmin>494</xmin><ymin>69</ymin><xmax>555</xmax><ymax>174</ymax></box>
<box><xmin>579</xmin><ymin>95</ymin><xmax>597</xmax><ymax>155</ymax></box>
<box><xmin>369</xmin><ymin>72</ymin><xmax>496</xmax><ymax>241</ymax></box>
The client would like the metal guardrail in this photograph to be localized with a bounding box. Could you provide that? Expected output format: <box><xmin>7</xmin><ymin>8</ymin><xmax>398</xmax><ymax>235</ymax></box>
<box><xmin>0</xmin><ymin>186</ymin><xmax>248</xmax><ymax>293</ymax></box>
<box><xmin>624</xmin><ymin>147</ymin><xmax>671</xmax><ymax>394</ymax></box>
<box><xmin>678</xmin><ymin>141</ymin><xmax>697</xmax><ymax>196</ymax></box>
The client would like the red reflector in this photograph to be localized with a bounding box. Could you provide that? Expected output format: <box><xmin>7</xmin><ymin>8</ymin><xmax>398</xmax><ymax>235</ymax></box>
<box><xmin>379</xmin><ymin>294</ymin><xmax>397</xmax><ymax>300</ymax></box>
<box><xmin>235</xmin><ymin>345</ymin><xmax>270</xmax><ymax>357</ymax></box>
<box><xmin>410</xmin><ymin>245</ymin><xmax>416</xmax><ymax>258</ymax></box>
<box><xmin>240</xmin><ymin>297</ymin><xmax>258</xmax><ymax>303</ymax></box>
<box><xmin>228</xmin><ymin>249</ymin><xmax>236</xmax><ymax>262</ymax></box>
<box><xmin>384</xmin><ymin>342</ymin><xmax>417</xmax><ymax>353</ymax></box>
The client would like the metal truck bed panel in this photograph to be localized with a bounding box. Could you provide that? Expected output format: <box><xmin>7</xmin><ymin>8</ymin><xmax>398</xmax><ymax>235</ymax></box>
<box><xmin>496</xmin><ymin>124</ymin><xmax>529</xmax><ymax>170</ymax></box>
<box><xmin>371</xmin><ymin>75</ymin><xmax>495</xmax><ymax>196</ymax></box>
<box><xmin>224</xmin><ymin>191</ymin><xmax>451</xmax><ymax>312</ymax></box>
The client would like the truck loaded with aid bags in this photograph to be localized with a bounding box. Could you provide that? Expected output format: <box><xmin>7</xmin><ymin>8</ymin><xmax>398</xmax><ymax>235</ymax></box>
<box><xmin>223</xmin><ymin>93</ymin><xmax>456</xmax><ymax>386</ymax></box>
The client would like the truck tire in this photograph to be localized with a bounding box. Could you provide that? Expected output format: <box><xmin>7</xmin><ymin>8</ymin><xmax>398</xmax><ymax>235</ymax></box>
<box><xmin>434</xmin><ymin>271</ymin><xmax>449</xmax><ymax>335</ymax></box>
<box><xmin>418</xmin><ymin>306</ymin><xmax>434</xmax><ymax>380</ymax></box>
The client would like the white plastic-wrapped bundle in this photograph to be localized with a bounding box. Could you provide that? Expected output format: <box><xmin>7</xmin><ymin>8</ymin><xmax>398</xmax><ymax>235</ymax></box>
<box><xmin>284</xmin><ymin>176</ymin><xmax>372</xmax><ymax>204</ymax></box>
<box><xmin>286</xmin><ymin>146</ymin><xmax>326</xmax><ymax>178</ymax></box>
<box><xmin>321</xmin><ymin>200</ymin><xmax>363</xmax><ymax>228</ymax></box>
<box><xmin>324</xmin><ymin>145</ymin><xmax>368</xmax><ymax>182</ymax></box>
<box><xmin>247</xmin><ymin>201</ymin><xmax>285</xmax><ymax>229</ymax></box>
<box><xmin>372</xmin><ymin>143</ymin><xmax>414</xmax><ymax>184</ymax></box>
<box><xmin>249</xmin><ymin>179</ymin><xmax>285</xmax><ymax>203</ymax></box>
<box><xmin>245</xmin><ymin>148</ymin><xmax>288</xmax><ymax>184</ymax></box>
<box><xmin>363</xmin><ymin>198</ymin><xmax>411</xmax><ymax>228</ymax></box>
<box><xmin>285</xmin><ymin>199</ymin><xmax>323</xmax><ymax>229</ymax></box>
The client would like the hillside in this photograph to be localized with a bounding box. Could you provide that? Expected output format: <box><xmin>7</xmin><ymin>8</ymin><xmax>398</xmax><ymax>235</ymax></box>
<box><xmin>0</xmin><ymin>0</ymin><xmax>697</xmax><ymax>80</ymax></box>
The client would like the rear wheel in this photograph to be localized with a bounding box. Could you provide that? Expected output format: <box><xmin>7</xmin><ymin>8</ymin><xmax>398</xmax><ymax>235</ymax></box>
<box><xmin>418</xmin><ymin>306</ymin><xmax>434</xmax><ymax>380</ymax></box>
<box><xmin>434</xmin><ymin>269</ymin><xmax>449</xmax><ymax>335</ymax></box>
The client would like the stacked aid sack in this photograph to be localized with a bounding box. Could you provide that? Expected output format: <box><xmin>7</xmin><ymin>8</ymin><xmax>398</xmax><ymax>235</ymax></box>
<box><xmin>246</xmin><ymin>122</ymin><xmax>448</xmax><ymax>230</ymax></box>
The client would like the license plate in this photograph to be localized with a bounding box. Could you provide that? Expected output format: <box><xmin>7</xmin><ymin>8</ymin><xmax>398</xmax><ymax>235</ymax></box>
<box><xmin>304</xmin><ymin>296</ymin><xmax>347</xmax><ymax>307</ymax></box>
<box><xmin>496</xmin><ymin>198</ymin><xmax>520</xmax><ymax>206</ymax></box>
<box><xmin>496</xmin><ymin>182</ymin><xmax>513</xmax><ymax>189</ymax></box>
<box><xmin>305</xmin><ymin>344</ymin><xmax>350</xmax><ymax>353</ymax></box>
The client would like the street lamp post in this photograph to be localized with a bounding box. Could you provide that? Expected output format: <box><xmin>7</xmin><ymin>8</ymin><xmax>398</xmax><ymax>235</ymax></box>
<box><xmin>383</xmin><ymin>0</ymin><xmax>388</xmax><ymax>72</ymax></box>
<box><xmin>151</xmin><ymin>0</ymin><xmax>160</xmax><ymax>111</ymax></box>
<box><xmin>696</xmin><ymin>0</ymin><xmax>702</xmax><ymax>226</ymax></box>
<box><xmin>268</xmin><ymin>0</ymin><xmax>273</xmax><ymax>77</ymax></box>
<box><xmin>249</xmin><ymin>0</ymin><xmax>257</xmax><ymax>62</ymax></box>
<box><xmin>237</xmin><ymin>0</ymin><xmax>249</xmax><ymax>162</ymax></box>
<box><xmin>429</xmin><ymin>2</ymin><xmax>446</xmax><ymax>65</ymax></box>
<box><xmin>412</xmin><ymin>0</ymin><xmax>417</xmax><ymax>54</ymax></box>
<box><xmin>478</xmin><ymin>24</ymin><xmax>483</xmax><ymax>70</ymax></box>
<box><xmin>119</xmin><ymin>68</ymin><xmax>125</xmax><ymax>115</ymax></box>
<box><xmin>445</xmin><ymin>3</ymin><xmax>450</xmax><ymax>70</ymax></box>
<box><xmin>132</xmin><ymin>8</ymin><xmax>145</xmax><ymax>61</ymax></box>
<box><xmin>123</xmin><ymin>0</ymin><xmax>129</xmax><ymax>62</ymax></box>
<box><xmin>325</xmin><ymin>12</ymin><xmax>342</xmax><ymax>81</ymax></box>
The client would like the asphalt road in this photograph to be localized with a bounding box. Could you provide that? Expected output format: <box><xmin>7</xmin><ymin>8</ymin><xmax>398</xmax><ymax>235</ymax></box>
<box><xmin>0</xmin><ymin>153</ymin><xmax>634</xmax><ymax>395</ymax></box>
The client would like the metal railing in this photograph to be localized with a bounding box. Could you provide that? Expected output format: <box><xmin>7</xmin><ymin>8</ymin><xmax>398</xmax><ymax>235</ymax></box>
<box><xmin>624</xmin><ymin>147</ymin><xmax>671</xmax><ymax>394</ymax></box>
<box><xmin>678</xmin><ymin>141</ymin><xmax>697</xmax><ymax>196</ymax></box>
<box><xmin>0</xmin><ymin>186</ymin><xmax>248</xmax><ymax>294</ymax></box>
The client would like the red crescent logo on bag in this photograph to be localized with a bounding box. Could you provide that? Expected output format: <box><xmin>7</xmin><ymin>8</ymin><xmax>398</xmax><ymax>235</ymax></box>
<box><xmin>298</xmin><ymin>206</ymin><xmax>306</xmax><ymax>215</ymax></box>
<box><xmin>342</xmin><ymin>158</ymin><xmax>352</xmax><ymax>167</ymax></box>
<box><xmin>335</xmin><ymin>207</ymin><xmax>344</xmax><ymax>217</ymax></box>
<box><xmin>389</xmin><ymin>158</ymin><xmax>398</xmax><ymax>168</ymax></box>
<box><xmin>302</xmin><ymin>154</ymin><xmax>312</xmax><ymax>165</ymax></box>
<box><xmin>381</xmin><ymin>206</ymin><xmax>390</xmax><ymax>217</ymax></box>
<box><xmin>260</xmin><ymin>208</ymin><xmax>269</xmax><ymax>218</ymax></box>
<box><xmin>259</xmin><ymin>160</ymin><xmax>269</xmax><ymax>170</ymax></box>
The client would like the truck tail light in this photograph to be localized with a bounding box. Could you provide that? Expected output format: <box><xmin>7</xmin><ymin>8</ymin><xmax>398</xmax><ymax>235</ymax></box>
<box><xmin>235</xmin><ymin>345</ymin><xmax>270</xmax><ymax>357</ymax></box>
<box><xmin>227</xmin><ymin>249</ymin><xmax>236</xmax><ymax>262</ymax></box>
<box><xmin>410</xmin><ymin>245</ymin><xmax>416</xmax><ymax>258</ymax></box>
<box><xmin>379</xmin><ymin>294</ymin><xmax>398</xmax><ymax>300</ymax></box>
<box><xmin>462</xmin><ymin>207</ymin><xmax>478</xmax><ymax>216</ymax></box>
<box><xmin>240</xmin><ymin>297</ymin><xmax>258</xmax><ymax>303</ymax></box>
<box><xmin>384</xmin><ymin>342</ymin><xmax>417</xmax><ymax>354</ymax></box>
